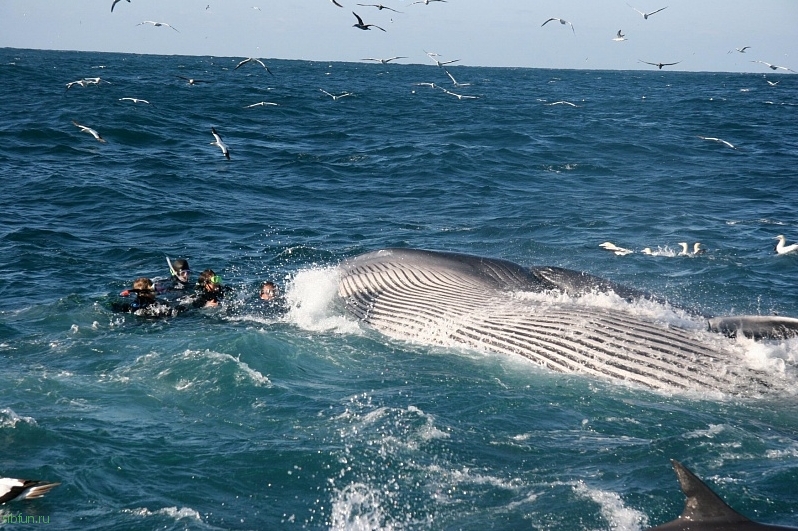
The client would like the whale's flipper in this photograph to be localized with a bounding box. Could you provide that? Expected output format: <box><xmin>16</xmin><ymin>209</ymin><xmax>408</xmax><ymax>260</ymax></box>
<box><xmin>707</xmin><ymin>315</ymin><xmax>798</xmax><ymax>340</ymax></box>
<box><xmin>646</xmin><ymin>460</ymin><xmax>796</xmax><ymax>530</ymax></box>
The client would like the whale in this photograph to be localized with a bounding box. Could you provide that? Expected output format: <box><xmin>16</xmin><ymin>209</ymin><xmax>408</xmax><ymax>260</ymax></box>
<box><xmin>646</xmin><ymin>460</ymin><xmax>797</xmax><ymax>530</ymax></box>
<box><xmin>337</xmin><ymin>248</ymin><xmax>798</xmax><ymax>394</ymax></box>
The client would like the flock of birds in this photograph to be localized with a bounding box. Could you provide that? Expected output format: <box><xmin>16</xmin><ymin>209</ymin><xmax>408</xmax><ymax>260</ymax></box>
<box><xmin>600</xmin><ymin>235</ymin><xmax>798</xmax><ymax>257</ymax></box>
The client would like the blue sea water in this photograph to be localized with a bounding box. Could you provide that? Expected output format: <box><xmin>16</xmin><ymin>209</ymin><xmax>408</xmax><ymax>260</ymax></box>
<box><xmin>1</xmin><ymin>47</ymin><xmax>798</xmax><ymax>529</ymax></box>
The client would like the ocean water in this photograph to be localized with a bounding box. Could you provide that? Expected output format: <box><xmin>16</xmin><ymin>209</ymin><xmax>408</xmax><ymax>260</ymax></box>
<box><xmin>1</xmin><ymin>47</ymin><xmax>798</xmax><ymax>530</ymax></box>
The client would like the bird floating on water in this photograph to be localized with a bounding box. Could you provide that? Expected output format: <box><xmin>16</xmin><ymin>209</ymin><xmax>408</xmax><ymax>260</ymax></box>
<box><xmin>210</xmin><ymin>127</ymin><xmax>230</xmax><ymax>160</ymax></box>
<box><xmin>72</xmin><ymin>120</ymin><xmax>106</xmax><ymax>143</ymax></box>
<box><xmin>352</xmin><ymin>11</ymin><xmax>386</xmax><ymax>31</ymax></box>
<box><xmin>612</xmin><ymin>30</ymin><xmax>627</xmax><ymax>41</ymax></box>
<box><xmin>234</xmin><ymin>57</ymin><xmax>273</xmax><ymax>75</ymax></box>
<box><xmin>0</xmin><ymin>477</ymin><xmax>60</xmax><ymax>504</ymax></box>
<box><xmin>110</xmin><ymin>0</ymin><xmax>130</xmax><ymax>13</ymax></box>
<box><xmin>357</xmin><ymin>3</ymin><xmax>402</xmax><ymax>12</ymax></box>
<box><xmin>136</xmin><ymin>20</ymin><xmax>180</xmax><ymax>32</ymax></box>
<box><xmin>697</xmin><ymin>136</ymin><xmax>735</xmax><ymax>149</ymax></box>
<box><xmin>362</xmin><ymin>56</ymin><xmax>406</xmax><ymax>64</ymax></box>
<box><xmin>751</xmin><ymin>60</ymin><xmax>796</xmax><ymax>73</ymax></box>
<box><xmin>320</xmin><ymin>88</ymin><xmax>353</xmax><ymax>101</ymax></box>
<box><xmin>177</xmin><ymin>76</ymin><xmax>209</xmax><ymax>85</ymax></box>
<box><xmin>541</xmin><ymin>17</ymin><xmax>575</xmax><ymax>34</ymax></box>
<box><xmin>599</xmin><ymin>242</ymin><xmax>634</xmax><ymax>256</ymax></box>
<box><xmin>640</xmin><ymin>60</ymin><xmax>680</xmax><ymax>69</ymax></box>
<box><xmin>677</xmin><ymin>242</ymin><xmax>704</xmax><ymax>256</ymax></box>
<box><xmin>775</xmin><ymin>235</ymin><xmax>798</xmax><ymax>255</ymax></box>
<box><xmin>627</xmin><ymin>4</ymin><xmax>667</xmax><ymax>19</ymax></box>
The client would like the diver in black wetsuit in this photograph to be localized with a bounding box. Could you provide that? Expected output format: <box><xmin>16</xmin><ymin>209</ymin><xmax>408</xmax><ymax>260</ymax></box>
<box><xmin>113</xmin><ymin>277</ymin><xmax>178</xmax><ymax>318</ymax></box>
<box><xmin>191</xmin><ymin>269</ymin><xmax>230</xmax><ymax>308</ymax></box>
<box><xmin>156</xmin><ymin>258</ymin><xmax>191</xmax><ymax>294</ymax></box>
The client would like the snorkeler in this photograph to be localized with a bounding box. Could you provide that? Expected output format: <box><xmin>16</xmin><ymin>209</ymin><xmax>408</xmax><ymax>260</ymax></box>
<box><xmin>114</xmin><ymin>277</ymin><xmax>178</xmax><ymax>317</ymax></box>
<box><xmin>191</xmin><ymin>269</ymin><xmax>229</xmax><ymax>308</ymax></box>
<box><xmin>156</xmin><ymin>257</ymin><xmax>191</xmax><ymax>293</ymax></box>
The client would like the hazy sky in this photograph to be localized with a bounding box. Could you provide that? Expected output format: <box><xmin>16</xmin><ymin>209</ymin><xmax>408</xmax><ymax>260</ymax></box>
<box><xmin>1</xmin><ymin>0</ymin><xmax>796</xmax><ymax>73</ymax></box>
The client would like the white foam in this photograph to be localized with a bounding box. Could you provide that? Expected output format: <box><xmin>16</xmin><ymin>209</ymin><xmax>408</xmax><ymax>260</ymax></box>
<box><xmin>123</xmin><ymin>506</ymin><xmax>202</xmax><ymax>521</ymax></box>
<box><xmin>0</xmin><ymin>407</ymin><xmax>37</xmax><ymax>428</ymax></box>
<box><xmin>573</xmin><ymin>480</ymin><xmax>648</xmax><ymax>531</ymax></box>
<box><xmin>328</xmin><ymin>483</ymin><xmax>392</xmax><ymax>531</ymax></box>
<box><xmin>285</xmin><ymin>267</ymin><xmax>362</xmax><ymax>334</ymax></box>
<box><xmin>181</xmin><ymin>350</ymin><xmax>271</xmax><ymax>387</ymax></box>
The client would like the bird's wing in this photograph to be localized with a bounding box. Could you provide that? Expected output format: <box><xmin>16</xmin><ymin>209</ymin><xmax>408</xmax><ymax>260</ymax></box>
<box><xmin>648</xmin><ymin>6</ymin><xmax>667</xmax><ymax>16</ymax></box>
<box><xmin>541</xmin><ymin>18</ymin><xmax>556</xmax><ymax>27</ymax></box>
<box><xmin>353</xmin><ymin>12</ymin><xmax>364</xmax><ymax>24</ymax></box>
<box><xmin>235</xmin><ymin>58</ymin><xmax>249</xmax><ymax>69</ymax></box>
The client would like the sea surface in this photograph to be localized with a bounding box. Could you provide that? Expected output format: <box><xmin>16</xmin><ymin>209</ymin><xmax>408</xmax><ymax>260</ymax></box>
<box><xmin>1</xmin><ymin>48</ymin><xmax>798</xmax><ymax>530</ymax></box>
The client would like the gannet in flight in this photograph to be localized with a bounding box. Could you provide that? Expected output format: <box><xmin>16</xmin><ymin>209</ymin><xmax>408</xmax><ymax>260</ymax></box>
<box><xmin>210</xmin><ymin>127</ymin><xmax>230</xmax><ymax>160</ymax></box>
<box><xmin>72</xmin><ymin>120</ymin><xmax>106</xmax><ymax>143</ymax></box>
<box><xmin>628</xmin><ymin>4</ymin><xmax>667</xmax><ymax>19</ymax></box>
<box><xmin>320</xmin><ymin>89</ymin><xmax>353</xmax><ymax>100</ymax></box>
<box><xmin>751</xmin><ymin>60</ymin><xmax>796</xmax><ymax>73</ymax></box>
<box><xmin>640</xmin><ymin>60</ymin><xmax>680</xmax><ymax>69</ymax></box>
<box><xmin>541</xmin><ymin>17</ymin><xmax>575</xmax><ymax>34</ymax></box>
<box><xmin>234</xmin><ymin>57</ymin><xmax>273</xmax><ymax>75</ymax></box>
<box><xmin>443</xmin><ymin>69</ymin><xmax>470</xmax><ymax>87</ymax></box>
<box><xmin>698</xmin><ymin>136</ymin><xmax>735</xmax><ymax>149</ymax></box>
<box><xmin>357</xmin><ymin>3</ymin><xmax>402</xmax><ymax>12</ymax></box>
<box><xmin>352</xmin><ymin>11</ymin><xmax>386</xmax><ymax>31</ymax></box>
<box><xmin>137</xmin><ymin>20</ymin><xmax>180</xmax><ymax>32</ymax></box>
<box><xmin>362</xmin><ymin>56</ymin><xmax>406</xmax><ymax>64</ymax></box>
<box><xmin>119</xmin><ymin>97</ymin><xmax>150</xmax><ymax>104</ymax></box>
<box><xmin>0</xmin><ymin>477</ymin><xmax>60</xmax><ymax>503</ymax></box>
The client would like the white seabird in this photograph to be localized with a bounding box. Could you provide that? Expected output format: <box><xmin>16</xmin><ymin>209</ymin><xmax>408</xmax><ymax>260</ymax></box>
<box><xmin>119</xmin><ymin>97</ymin><xmax>150</xmax><ymax>104</ymax></box>
<box><xmin>210</xmin><ymin>127</ymin><xmax>230</xmax><ymax>160</ymax></box>
<box><xmin>137</xmin><ymin>20</ymin><xmax>180</xmax><ymax>32</ymax></box>
<box><xmin>319</xmin><ymin>89</ymin><xmax>353</xmax><ymax>101</ymax></box>
<box><xmin>698</xmin><ymin>136</ymin><xmax>735</xmax><ymax>149</ymax></box>
<box><xmin>424</xmin><ymin>51</ymin><xmax>460</xmax><ymax>67</ymax></box>
<box><xmin>443</xmin><ymin>69</ymin><xmax>470</xmax><ymax>87</ymax></box>
<box><xmin>546</xmin><ymin>101</ymin><xmax>577</xmax><ymax>107</ymax></box>
<box><xmin>72</xmin><ymin>120</ymin><xmax>106</xmax><ymax>143</ymax></box>
<box><xmin>0</xmin><ymin>477</ymin><xmax>60</xmax><ymax>503</ymax></box>
<box><xmin>439</xmin><ymin>87</ymin><xmax>478</xmax><ymax>100</ymax></box>
<box><xmin>766</xmin><ymin>79</ymin><xmax>780</xmax><ymax>86</ymax></box>
<box><xmin>541</xmin><ymin>17</ymin><xmax>575</xmax><ymax>34</ymax></box>
<box><xmin>628</xmin><ymin>4</ymin><xmax>667</xmax><ymax>19</ymax></box>
<box><xmin>352</xmin><ymin>11</ymin><xmax>386</xmax><ymax>31</ymax></box>
<box><xmin>693</xmin><ymin>242</ymin><xmax>705</xmax><ymax>255</ymax></box>
<box><xmin>362</xmin><ymin>56</ymin><xmax>406</xmax><ymax>64</ymax></box>
<box><xmin>410</xmin><ymin>0</ymin><xmax>446</xmax><ymax>5</ymax></box>
<box><xmin>177</xmin><ymin>76</ymin><xmax>209</xmax><ymax>85</ymax></box>
<box><xmin>751</xmin><ymin>60</ymin><xmax>796</xmax><ymax>73</ymax></box>
<box><xmin>775</xmin><ymin>235</ymin><xmax>798</xmax><ymax>255</ymax></box>
<box><xmin>244</xmin><ymin>101</ymin><xmax>278</xmax><ymax>108</ymax></box>
<box><xmin>599</xmin><ymin>242</ymin><xmax>634</xmax><ymax>256</ymax></box>
<box><xmin>234</xmin><ymin>57</ymin><xmax>273</xmax><ymax>75</ymax></box>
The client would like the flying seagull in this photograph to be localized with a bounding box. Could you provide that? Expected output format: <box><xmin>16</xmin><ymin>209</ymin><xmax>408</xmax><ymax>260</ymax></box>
<box><xmin>732</xmin><ymin>46</ymin><xmax>751</xmax><ymax>53</ymax></box>
<box><xmin>612</xmin><ymin>30</ymin><xmax>627</xmax><ymax>41</ymax></box>
<box><xmin>439</xmin><ymin>87</ymin><xmax>478</xmax><ymax>100</ymax></box>
<box><xmin>244</xmin><ymin>101</ymin><xmax>278</xmax><ymax>108</ymax></box>
<box><xmin>697</xmin><ymin>136</ymin><xmax>735</xmax><ymax>149</ymax></box>
<box><xmin>137</xmin><ymin>20</ymin><xmax>180</xmax><ymax>32</ymax></box>
<box><xmin>234</xmin><ymin>57</ymin><xmax>274</xmax><ymax>75</ymax></box>
<box><xmin>111</xmin><ymin>0</ymin><xmax>130</xmax><ymax>13</ymax></box>
<box><xmin>362</xmin><ymin>56</ymin><xmax>406</xmax><ymax>64</ymax></box>
<box><xmin>352</xmin><ymin>11</ymin><xmax>385</xmax><ymax>31</ymax></box>
<box><xmin>320</xmin><ymin>88</ymin><xmax>353</xmax><ymax>101</ymax></box>
<box><xmin>119</xmin><ymin>97</ymin><xmax>150</xmax><ymax>104</ymax></box>
<box><xmin>443</xmin><ymin>69</ymin><xmax>470</xmax><ymax>87</ymax></box>
<box><xmin>775</xmin><ymin>235</ymin><xmax>798</xmax><ymax>255</ymax></box>
<box><xmin>0</xmin><ymin>477</ymin><xmax>60</xmax><ymax>504</ymax></box>
<box><xmin>177</xmin><ymin>75</ymin><xmax>209</xmax><ymax>85</ymax></box>
<box><xmin>210</xmin><ymin>127</ymin><xmax>230</xmax><ymax>160</ymax></box>
<box><xmin>546</xmin><ymin>101</ymin><xmax>578</xmax><ymax>107</ymax></box>
<box><xmin>410</xmin><ymin>0</ymin><xmax>446</xmax><ymax>4</ymax></box>
<box><xmin>541</xmin><ymin>18</ymin><xmax>575</xmax><ymax>34</ymax></box>
<box><xmin>751</xmin><ymin>60</ymin><xmax>796</xmax><ymax>73</ymax></box>
<box><xmin>72</xmin><ymin>120</ymin><xmax>106</xmax><ymax>143</ymax></box>
<box><xmin>628</xmin><ymin>4</ymin><xmax>667</xmax><ymax>19</ymax></box>
<box><xmin>640</xmin><ymin>60</ymin><xmax>680</xmax><ymax>69</ymax></box>
<box><xmin>357</xmin><ymin>3</ymin><xmax>402</xmax><ymax>12</ymax></box>
<box><xmin>424</xmin><ymin>51</ymin><xmax>460</xmax><ymax>67</ymax></box>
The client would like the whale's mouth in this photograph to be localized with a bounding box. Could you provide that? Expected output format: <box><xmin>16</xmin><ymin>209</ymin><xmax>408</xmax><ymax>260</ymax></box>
<box><xmin>334</xmin><ymin>248</ymin><xmax>796</xmax><ymax>396</ymax></box>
